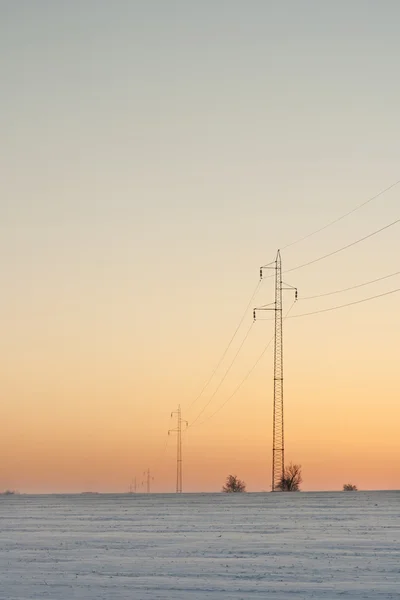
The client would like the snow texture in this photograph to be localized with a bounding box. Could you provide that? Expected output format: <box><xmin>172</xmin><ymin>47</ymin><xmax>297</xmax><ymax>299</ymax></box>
<box><xmin>1</xmin><ymin>491</ymin><xmax>399</xmax><ymax>599</ymax></box>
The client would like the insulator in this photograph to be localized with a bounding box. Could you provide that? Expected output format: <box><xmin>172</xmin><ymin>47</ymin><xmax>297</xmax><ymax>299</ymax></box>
<box><xmin>259</xmin><ymin>268</ymin><xmax>263</xmax><ymax>280</ymax></box>
<box><xmin>253</xmin><ymin>309</ymin><xmax>256</xmax><ymax>321</ymax></box>
<box><xmin>295</xmin><ymin>289</ymin><xmax>298</xmax><ymax>300</ymax></box>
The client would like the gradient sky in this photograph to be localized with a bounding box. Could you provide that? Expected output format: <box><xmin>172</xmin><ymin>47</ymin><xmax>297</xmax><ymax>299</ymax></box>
<box><xmin>1</xmin><ymin>0</ymin><xmax>399</xmax><ymax>493</ymax></box>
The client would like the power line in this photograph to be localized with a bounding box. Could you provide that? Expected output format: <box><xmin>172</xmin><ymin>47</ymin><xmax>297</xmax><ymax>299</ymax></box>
<box><xmin>183</xmin><ymin>180</ymin><xmax>400</xmax><ymax>455</ymax></box>
<box><xmin>283</xmin><ymin>217</ymin><xmax>400</xmax><ymax>275</ymax></box>
<box><xmin>288</xmin><ymin>287</ymin><xmax>400</xmax><ymax>318</ymax></box>
<box><xmin>189</xmin><ymin>321</ymin><xmax>255</xmax><ymax>428</ymax></box>
<box><xmin>281</xmin><ymin>178</ymin><xmax>400</xmax><ymax>251</ymax></box>
<box><xmin>187</xmin><ymin>280</ymin><xmax>261</xmax><ymax>410</ymax></box>
<box><xmin>255</xmin><ymin>288</ymin><xmax>400</xmax><ymax>320</ymax></box>
<box><xmin>189</xmin><ymin>179</ymin><xmax>399</xmax><ymax>415</ymax></box>
<box><xmin>192</xmin><ymin>302</ymin><xmax>296</xmax><ymax>429</ymax></box>
<box><xmin>148</xmin><ymin>428</ymin><xmax>172</xmax><ymax>478</ymax></box>
<box><xmin>159</xmin><ymin>437</ymin><xmax>170</xmax><ymax>460</ymax></box>
<box><xmin>193</xmin><ymin>335</ymin><xmax>272</xmax><ymax>429</ymax></box>
<box><xmin>299</xmin><ymin>270</ymin><xmax>400</xmax><ymax>300</ymax></box>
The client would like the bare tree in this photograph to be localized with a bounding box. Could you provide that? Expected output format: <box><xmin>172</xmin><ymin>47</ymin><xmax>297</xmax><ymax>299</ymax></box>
<box><xmin>276</xmin><ymin>463</ymin><xmax>302</xmax><ymax>491</ymax></box>
<box><xmin>343</xmin><ymin>483</ymin><xmax>358</xmax><ymax>491</ymax></box>
<box><xmin>222</xmin><ymin>475</ymin><xmax>246</xmax><ymax>493</ymax></box>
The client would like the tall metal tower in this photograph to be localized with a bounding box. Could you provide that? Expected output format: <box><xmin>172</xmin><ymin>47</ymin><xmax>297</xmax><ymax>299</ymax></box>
<box><xmin>272</xmin><ymin>250</ymin><xmax>284</xmax><ymax>492</ymax></box>
<box><xmin>254</xmin><ymin>250</ymin><xmax>297</xmax><ymax>491</ymax></box>
<box><xmin>169</xmin><ymin>405</ymin><xmax>188</xmax><ymax>493</ymax></box>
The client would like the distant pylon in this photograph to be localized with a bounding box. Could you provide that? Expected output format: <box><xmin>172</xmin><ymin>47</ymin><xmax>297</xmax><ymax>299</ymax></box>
<box><xmin>129</xmin><ymin>476</ymin><xmax>137</xmax><ymax>493</ymax></box>
<box><xmin>142</xmin><ymin>469</ymin><xmax>153</xmax><ymax>493</ymax></box>
<box><xmin>254</xmin><ymin>250</ymin><xmax>297</xmax><ymax>491</ymax></box>
<box><xmin>169</xmin><ymin>405</ymin><xmax>188</xmax><ymax>493</ymax></box>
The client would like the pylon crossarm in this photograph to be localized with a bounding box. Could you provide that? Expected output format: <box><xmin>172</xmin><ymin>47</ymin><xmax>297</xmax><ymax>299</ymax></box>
<box><xmin>255</xmin><ymin>302</ymin><xmax>275</xmax><ymax>310</ymax></box>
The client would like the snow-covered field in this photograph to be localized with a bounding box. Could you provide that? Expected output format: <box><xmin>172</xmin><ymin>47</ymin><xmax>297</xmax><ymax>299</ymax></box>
<box><xmin>0</xmin><ymin>491</ymin><xmax>399</xmax><ymax>599</ymax></box>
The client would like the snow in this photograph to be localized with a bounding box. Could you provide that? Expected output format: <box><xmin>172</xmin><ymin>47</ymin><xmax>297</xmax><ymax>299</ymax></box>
<box><xmin>0</xmin><ymin>491</ymin><xmax>399</xmax><ymax>599</ymax></box>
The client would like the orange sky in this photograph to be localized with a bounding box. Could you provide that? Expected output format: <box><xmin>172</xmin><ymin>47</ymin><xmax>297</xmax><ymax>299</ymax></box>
<box><xmin>2</xmin><ymin>293</ymin><xmax>399</xmax><ymax>493</ymax></box>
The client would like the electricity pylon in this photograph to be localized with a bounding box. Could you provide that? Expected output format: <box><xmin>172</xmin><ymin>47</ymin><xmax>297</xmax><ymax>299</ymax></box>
<box><xmin>142</xmin><ymin>469</ymin><xmax>153</xmax><ymax>493</ymax></box>
<box><xmin>168</xmin><ymin>405</ymin><xmax>188</xmax><ymax>493</ymax></box>
<box><xmin>254</xmin><ymin>250</ymin><xmax>297</xmax><ymax>491</ymax></box>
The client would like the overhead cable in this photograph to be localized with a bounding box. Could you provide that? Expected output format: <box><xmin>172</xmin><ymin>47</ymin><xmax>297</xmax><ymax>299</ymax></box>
<box><xmin>256</xmin><ymin>288</ymin><xmax>400</xmax><ymax>320</ymax></box>
<box><xmin>300</xmin><ymin>270</ymin><xmax>400</xmax><ymax>300</ymax></box>
<box><xmin>189</xmin><ymin>320</ymin><xmax>255</xmax><ymax>428</ymax></box>
<box><xmin>281</xmin><ymin>178</ymin><xmax>400</xmax><ymax>251</ymax></box>
<box><xmin>191</xmin><ymin>302</ymin><xmax>296</xmax><ymax>429</ymax></box>
<box><xmin>284</xmin><ymin>217</ymin><xmax>400</xmax><ymax>275</ymax></box>
<box><xmin>187</xmin><ymin>280</ymin><xmax>261</xmax><ymax>410</ymax></box>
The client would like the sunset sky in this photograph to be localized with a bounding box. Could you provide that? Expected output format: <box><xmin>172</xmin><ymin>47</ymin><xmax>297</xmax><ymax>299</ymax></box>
<box><xmin>1</xmin><ymin>1</ymin><xmax>399</xmax><ymax>493</ymax></box>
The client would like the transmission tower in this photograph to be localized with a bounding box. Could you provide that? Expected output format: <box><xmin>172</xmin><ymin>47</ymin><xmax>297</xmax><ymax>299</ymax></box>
<box><xmin>168</xmin><ymin>405</ymin><xmax>188</xmax><ymax>493</ymax></box>
<box><xmin>129</xmin><ymin>476</ymin><xmax>137</xmax><ymax>494</ymax></box>
<box><xmin>254</xmin><ymin>250</ymin><xmax>297</xmax><ymax>491</ymax></box>
<box><xmin>142</xmin><ymin>469</ymin><xmax>153</xmax><ymax>493</ymax></box>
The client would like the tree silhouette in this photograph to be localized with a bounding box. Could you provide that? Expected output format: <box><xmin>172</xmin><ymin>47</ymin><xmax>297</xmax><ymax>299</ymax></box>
<box><xmin>276</xmin><ymin>463</ymin><xmax>302</xmax><ymax>491</ymax></box>
<box><xmin>343</xmin><ymin>483</ymin><xmax>358</xmax><ymax>491</ymax></box>
<box><xmin>222</xmin><ymin>474</ymin><xmax>246</xmax><ymax>493</ymax></box>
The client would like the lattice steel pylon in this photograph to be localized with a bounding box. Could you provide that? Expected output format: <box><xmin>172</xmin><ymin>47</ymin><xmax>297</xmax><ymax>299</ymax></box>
<box><xmin>169</xmin><ymin>405</ymin><xmax>188</xmax><ymax>493</ymax></box>
<box><xmin>254</xmin><ymin>250</ymin><xmax>297</xmax><ymax>491</ymax></box>
<box><xmin>272</xmin><ymin>250</ymin><xmax>284</xmax><ymax>491</ymax></box>
<box><xmin>142</xmin><ymin>468</ymin><xmax>153</xmax><ymax>493</ymax></box>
